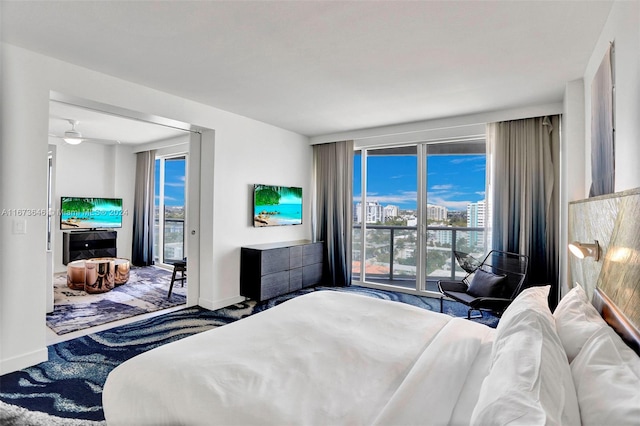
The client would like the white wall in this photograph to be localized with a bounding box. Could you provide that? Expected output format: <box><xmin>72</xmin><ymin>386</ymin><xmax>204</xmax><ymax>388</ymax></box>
<box><xmin>583</xmin><ymin>0</ymin><xmax>640</xmax><ymax>194</ymax></box>
<box><xmin>51</xmin><ymin>140</ymin><xmax>137</xmax><ymax>273</ymax></box>
<box><xmin>0</xmin><ymin>43</ymin><xmax>310</xmax><ymax>374</ymax></box>
<box><xmin>560</xmin><ymin>79</ymin><xmax>586</xmax><ymax>296</ymax></box>
<box><xmin>560</xmin><ymin>1</ymin><xmax>640</xmax><ymax>294</ymax></box>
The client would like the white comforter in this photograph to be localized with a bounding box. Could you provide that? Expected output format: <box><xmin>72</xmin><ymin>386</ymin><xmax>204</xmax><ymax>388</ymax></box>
<box><xmin>103</xmin><ymin>291</ymin><xmax>495</xmax><ymax>425</ymax></box>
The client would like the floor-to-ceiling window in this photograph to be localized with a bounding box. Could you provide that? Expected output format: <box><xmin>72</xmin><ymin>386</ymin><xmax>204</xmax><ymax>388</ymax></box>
<box><xmin>154</xmin><ymin>155</ymin><xmax>186</xmax><ymax>265</ymax></box>
<box><xmin>353</xmin><ymin>140</ymin><xmax>487</xmax><ymax>295</ymax></box>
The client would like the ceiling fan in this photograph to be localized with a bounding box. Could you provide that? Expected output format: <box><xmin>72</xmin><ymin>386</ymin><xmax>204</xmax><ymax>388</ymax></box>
<box><xmin>49</xmin><ymin>119</ymin><xmax>120</xmax><ymax>145</ymax></box>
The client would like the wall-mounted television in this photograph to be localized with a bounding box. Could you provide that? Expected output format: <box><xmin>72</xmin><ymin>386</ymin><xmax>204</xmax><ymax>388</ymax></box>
<box><xmin>253</xmin><ymin>184</ymin><xmax>302</xmax><ymax>227</ymax></box>
<box><xmin>60</xmin><ymin>197</ymin><xmax>123</xmax><ymax>230</ymax></box>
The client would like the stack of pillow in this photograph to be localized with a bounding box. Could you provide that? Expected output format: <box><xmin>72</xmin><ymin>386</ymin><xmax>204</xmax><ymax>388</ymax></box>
<box><xmin>553</xmin><ymin>284</ymin><xmax>640</xmax><ymax>425</ymax></box>
<box><xmin>471</xmin><ymin>285</ymin><xmax>580</xmax><ymax>425</ymax></box>
<box><xmin>471</xmin><ymin>284</ymin><xmax>640</xmax><ymax>426</ymax></box>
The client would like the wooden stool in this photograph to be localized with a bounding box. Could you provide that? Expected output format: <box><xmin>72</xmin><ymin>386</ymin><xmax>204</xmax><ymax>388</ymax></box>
<box><xmin>168</xmin><ymin>259</ymin><xmax>187</xmax><ymax>299</ymax></box>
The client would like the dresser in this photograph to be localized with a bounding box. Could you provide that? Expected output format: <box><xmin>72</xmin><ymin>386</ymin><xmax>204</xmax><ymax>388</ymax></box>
<box><xmin>240</xmin><ymin>240</ymin><xmax>324</xmax><ymax>302</ymax></box>
<box><xmin>62</xmin><ymin>230</ymin><xmax>117</xmax><ymax>265</ymax></box>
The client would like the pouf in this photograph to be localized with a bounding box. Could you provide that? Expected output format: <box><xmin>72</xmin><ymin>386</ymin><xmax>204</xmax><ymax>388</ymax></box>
<box><xmin>66</xmin><ymin>260</ymin><xmax>86</xmax><ymax>290</ymax></box>
<box><xmin>85</xmin><ymin>258</ymin><xmax>115</xmax><ymax>293</ymax></box>
<box><xmin>114</xmin><ymin>258</ymin><xmax>131</xmax><ymax>285</ymax></box>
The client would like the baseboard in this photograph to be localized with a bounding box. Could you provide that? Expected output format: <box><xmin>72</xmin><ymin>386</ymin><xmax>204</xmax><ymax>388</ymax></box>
<box><xmin>198</xmin><ymin>295</ymin><xmax>246</xmax><ymax>311</ymax></box>
<box><xmin>0</xmin><ymin>347</ymin><xmax>48</xmax><ymax>375</ymax></box>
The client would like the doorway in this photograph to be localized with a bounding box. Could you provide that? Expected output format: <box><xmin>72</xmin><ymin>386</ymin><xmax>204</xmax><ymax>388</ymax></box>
<box><xmin>46</xmin><ymin>92</ymin><xmax>205</xmax><ymax>343</ymax></box>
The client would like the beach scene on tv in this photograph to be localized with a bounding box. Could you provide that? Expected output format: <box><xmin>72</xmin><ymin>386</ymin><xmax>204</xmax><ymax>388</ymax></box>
<box><xmin>254</xmin><ymin>185</ymin><xmax>302</xmax><ymax>227</ymax></box>
<box><xmin>61</xmin><ymin>197</ymin><xmax>123</xmax><ymax>230</ymax></box>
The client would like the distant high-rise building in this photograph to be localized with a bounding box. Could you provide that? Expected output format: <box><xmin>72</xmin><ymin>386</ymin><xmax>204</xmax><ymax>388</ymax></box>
<box><xmin>383</xmin><ymin>205</ymin><xmax>399</xmax><ymax>220</ymax></box>
<box><xmin>427</xmin><ymin>204</ymin><xmax>448</xmax><ymax>222</ymax></box>
<box><xmin>467</xmin><ymin>200</ymin><xmax>486</xmax><ymax>227</ymax></box>
<box><xmin>467</xmin><ymin>199</ymin><xmax>486</xmax><ymax>248</ymax></box>
<box><xmin>355</xmin><ymin>201</ymin><xmax>385</xmax><ymax>224</ymax></box>
<box><xmin>432</xmin><ymin>227</ymin><xmax>453</xmax><ymax>245</ymax></box>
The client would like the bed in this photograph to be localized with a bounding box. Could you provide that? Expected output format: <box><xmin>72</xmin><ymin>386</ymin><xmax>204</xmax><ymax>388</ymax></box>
<box><xmin>104</xmin><ymin>189</ymin><xmax>640</xmax><ymax>425</ymax></box>
<box><xmin>103</xmin><ymin>284</ymin><xmax>639</xmax><ymax>425</ymax></box>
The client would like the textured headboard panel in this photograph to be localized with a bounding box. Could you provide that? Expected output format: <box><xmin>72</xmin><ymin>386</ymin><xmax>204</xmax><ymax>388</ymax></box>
<box><xmin>568</xmin><ymin>187</ymin><xmax>640</xmax><ymax>337</ymax></box>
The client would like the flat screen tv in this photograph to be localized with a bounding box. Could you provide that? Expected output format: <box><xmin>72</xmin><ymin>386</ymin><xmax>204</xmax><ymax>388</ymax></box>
<box><xmin>253</xmin><ymin>184</ymin><xmax>302</xmax><ymax>227</ymax></box>
<box><xmin>60</xmin><ymin>197</ymin><xmax>123</xmax><ymax>230</ymax></box>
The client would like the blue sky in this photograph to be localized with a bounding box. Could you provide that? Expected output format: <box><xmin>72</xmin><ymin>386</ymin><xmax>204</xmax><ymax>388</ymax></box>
<box><xmin>155</xmin><ymin>158</ymin><xmax>186</xmax><ymax>207</ymax></box>
<box><xmin>354</xmin><ymin>154</ymin><xmax>485</xmax><ymax>211</ymax></box>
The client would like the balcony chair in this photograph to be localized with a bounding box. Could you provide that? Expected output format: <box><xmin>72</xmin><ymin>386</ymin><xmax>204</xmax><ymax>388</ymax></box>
<box><xmin>167</xmin><ymin>258</ymin><xmax>187</xmax><ymax>299</ymax></box>
<box><xmin>438</xmin><ymin>250</ymin><xmax>529</xmax><ymax>319</ymax></box>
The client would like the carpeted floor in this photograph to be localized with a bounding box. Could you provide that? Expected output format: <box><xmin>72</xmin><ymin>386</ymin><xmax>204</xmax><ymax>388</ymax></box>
<box><xmin>1</xmin><ymin>285</ymin><xmax>498</xmax><ymax>425</ymax></box>
<box><xmin>46</xmin><ymin>266</ymin><xmax>187</xmax><ymax>335</ymax></box>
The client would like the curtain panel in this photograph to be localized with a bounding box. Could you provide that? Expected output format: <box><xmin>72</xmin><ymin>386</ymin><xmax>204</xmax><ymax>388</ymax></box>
<box><xmin>487</xmin><ymin>116</ymin><xmax>560</xmax><ymax>302</ymax></box>
<box><xmin>132</xmin><ymin>150</ymin><xmax>156</xmax><ymax>266</ymax></box>
<box><xmin>312</xmin><ymin>140</ymin><xmax>354</xmax><ymax>287</ymax></box>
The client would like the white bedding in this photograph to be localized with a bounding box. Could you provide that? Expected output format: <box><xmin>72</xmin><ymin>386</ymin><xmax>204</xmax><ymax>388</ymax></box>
<box><xmin>103</xmin><ymin>291</ymin><xmax>495</xmax><ymax>425</ymax></box>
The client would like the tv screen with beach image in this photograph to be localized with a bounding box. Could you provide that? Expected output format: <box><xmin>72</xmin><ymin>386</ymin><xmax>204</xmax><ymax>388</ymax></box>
<box><xmin>253</xmin><ymin>185</ymin><xmax>302</xmax><ymax>227</ymax></box>
<box><xmin>61</xmin><ymin>197</ymin><xmax>123</xmax><ymax>230</ymax></box>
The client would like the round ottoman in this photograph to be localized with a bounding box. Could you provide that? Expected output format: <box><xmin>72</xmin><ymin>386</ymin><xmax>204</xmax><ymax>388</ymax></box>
<box><xmin>85</xmin><ymin>258</ymin><xmax>115</xmax><ymax>293</ymax></box>
<box><xmin>114</xmin><ymin>258</ymin><xmax>131</xmax><ymax>285</ymax></box>
<box><xmin>66</xmin><ymin>260</ymin><xmax>86</xmax><ymax>290</ymax></box>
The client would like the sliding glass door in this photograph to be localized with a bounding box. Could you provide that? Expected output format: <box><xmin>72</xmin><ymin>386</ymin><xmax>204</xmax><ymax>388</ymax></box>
<box><xmin>353</xmin><ymin>146</ymin><xmax>419</xmax><ymax>289</ymax></box>
<box><xmin>154</xmin><ymin>155</ymin><xmax>186</xmax><ymax>265</ymax></box>
<box><xmin>353</xmin><ymin>140</ymin><xmax>487</xmax><ymax>294</ymax></box>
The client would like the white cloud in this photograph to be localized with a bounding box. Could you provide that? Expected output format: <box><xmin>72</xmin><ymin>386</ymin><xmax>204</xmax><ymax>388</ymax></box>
<box><xmin>427</xmin><ymin>196</ymin><xmax>472</xmax><ymax>211</ymax></box>
<box><xmin>450</xmin><ymin>156</ymin><xmax>485</xmax><ymax>165</ymax></box>
<box><xmin>431</xmin><ymin>184</ymin><xmax>454</xmax><ymax>190</ymax></box>
<box><xmin>355</xmin><ymin>191</ymin><xmax>417</xmax><ymax>205</ymax></box>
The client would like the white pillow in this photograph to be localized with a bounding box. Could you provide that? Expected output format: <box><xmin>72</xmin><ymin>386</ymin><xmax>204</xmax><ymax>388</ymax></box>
<box><xmin>496</xmin><ymin>285</ymin><xmax>554</xmax><ymax>336</ymax></box>
<box><xmin>571</xmin><ymin>326</ymin><xmax>640</xmax><ymax>425</ymax></box>
<box><xmin>471</xmin><ymin>286</ymin><xmax>581</xmax><ymax>426</ymax></box>
<box><xmin>553</xmin><ymin>285</ymin><xmax>608</xmax><ymax>362</ymax></box>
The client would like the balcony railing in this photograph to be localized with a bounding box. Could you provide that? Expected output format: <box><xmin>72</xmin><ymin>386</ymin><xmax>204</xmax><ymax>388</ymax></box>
<box><xmin>154</xmin><ymin>218</ymin><xmax>185</xmax><ymax>264</ymax></box>
<box><xmin>352</xmin><ymin>224</ymin><xmax>486</xmax><ymax>291</ymax></box>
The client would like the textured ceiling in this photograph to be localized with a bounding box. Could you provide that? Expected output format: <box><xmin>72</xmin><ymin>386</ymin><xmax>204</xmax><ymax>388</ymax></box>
<box><xmin>2</xmin><ymin>1</ymin><xmax>613</xmax><ymax>138</ymax></box>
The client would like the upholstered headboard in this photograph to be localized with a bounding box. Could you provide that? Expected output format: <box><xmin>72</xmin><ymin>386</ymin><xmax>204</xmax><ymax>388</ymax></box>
<box><xmin>568</xmin><ymin>187</ymin><xmax>640</xmax><ymax>353</ymax></box>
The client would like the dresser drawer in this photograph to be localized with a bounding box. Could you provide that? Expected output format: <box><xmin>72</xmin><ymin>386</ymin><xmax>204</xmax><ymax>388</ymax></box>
<box><xmin>302</xmin><ymin>243</ymin><xmax>323</xmax><ymax>266</ymax></box>
<box><xmin>260</xmin><ymin>271</ymin><xmax>290</xmax><ymax>300</ymax></box>
<box><xmin>289</xmin><ymin>268</ymin><xmax>303</xmax><ymax>291</ymax></box>
<box><xmin>302</xmin><ymin>263</ymin><xmax>323</xmax><ymax>287</ymax></box>
<box><xmin>290</xmin><ymin>245</ymin><xmax>303</xmax><ymax>269</ymax></box>
<box><xmin>261</xmin><ymin>248</ymin><xmax>290</xmax><ymax>275</ymax></box>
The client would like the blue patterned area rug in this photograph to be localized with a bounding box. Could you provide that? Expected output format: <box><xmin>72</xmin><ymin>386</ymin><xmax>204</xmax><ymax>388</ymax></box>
<box><xmin>1</xmin><ymin>286</ymin><xmax>497</xmax><ymax>425</ymax></box>
<box><xmin>46</xmin><ymin>266</ymin><xmax>186</xmax><ymax>335</ymax></box>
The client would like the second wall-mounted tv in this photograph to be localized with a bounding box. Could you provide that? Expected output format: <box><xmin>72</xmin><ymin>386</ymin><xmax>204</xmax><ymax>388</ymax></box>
<box><xmin>60</xmin><ymin>197</ymin><xmax>123</xmax><ymax>230</ymax></box>
<box><xmin>254</xmin><ymin>184</ymin><xmax>302</xmax><ymax>227</ymax></box>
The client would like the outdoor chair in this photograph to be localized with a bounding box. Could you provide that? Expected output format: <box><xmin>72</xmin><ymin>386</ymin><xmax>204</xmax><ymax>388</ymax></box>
<box><xmin>438</xmin><ymin>250</ymin><xmax>529</xmax><ymax>319</ymax></box>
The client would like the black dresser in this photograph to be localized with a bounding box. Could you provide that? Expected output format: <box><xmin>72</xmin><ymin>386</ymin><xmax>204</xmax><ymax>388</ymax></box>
<box><xmin>62</xmin><ymin>230</ymin><xmax>117</xmax><ymax>265</ymax></box>
<box><xmin>240</xmin><ymin>240</ymin><xmax>324</xmax><ymax>302</ymax></box>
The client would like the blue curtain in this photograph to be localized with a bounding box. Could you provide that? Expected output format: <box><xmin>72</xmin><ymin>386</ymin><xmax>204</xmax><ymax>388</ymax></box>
<box><xmin>312</xmin><ymin>140</ymin><xmax>353</xmax><ymax>286</ymax></box>
<box><xmin>132</xmin><ymin>150</ymin><xmax>156</xmax><ymax>266</ymax></box>
<box><xmin>488</xmin><ymin>116</ymin><xmax>560</xmax><ymax>304</ymax></box>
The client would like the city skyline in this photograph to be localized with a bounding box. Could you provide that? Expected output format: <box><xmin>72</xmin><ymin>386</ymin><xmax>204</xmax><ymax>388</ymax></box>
<box><xmin>353</xmin><ymin>153</ymin><xmax>486</xmax><ymax>212</ymax></box>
